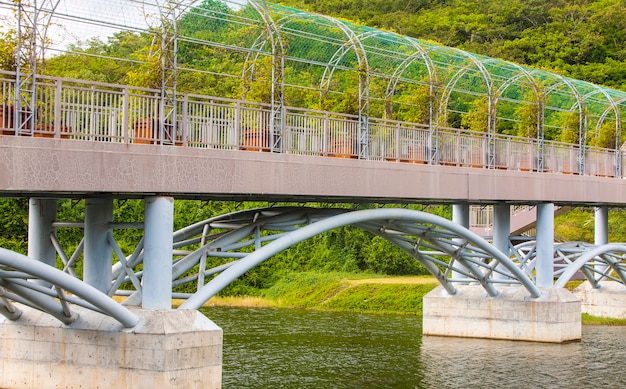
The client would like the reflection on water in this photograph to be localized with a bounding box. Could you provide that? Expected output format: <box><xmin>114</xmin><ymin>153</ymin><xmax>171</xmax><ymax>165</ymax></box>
<box><xmin>420</xmin><ymin>326</ymin><xmax>626</xmax><ymax>388</ymax></box>
<box><xmin>203</xmin><ymin>307</ymin><xmax>626</xmax><ymax>388</ymax></box>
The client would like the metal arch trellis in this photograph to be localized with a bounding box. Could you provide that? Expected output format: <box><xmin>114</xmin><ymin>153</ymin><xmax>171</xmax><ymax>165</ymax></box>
<box><xmin>5</xmin><ymin>0</ymin><xmax>626</xmax><ymax>153</ymax></box>
<box><xmin>492</xmin><ymin>64</ymin><xmax>545</xmax><ymax>169</ymax></box>
<box><xmin>14</xmin><ymin>0</ymin><xmax>61</xmax><ymax>136</ymax></box>
<box><xmin>384</xmin><ymin>36</ymin><xmax>440</xmax><ymax>163</ymax></box>
<box><xmin>316</xmin><ymin>17</ymin><xmax>370</xmax><ymax>159</ymax></box>
<box><xmin>542</xmin><ymin>74</ymin><xmax>588</xmax><ymax>173</ymax></box>
<box><xmin>244</xmin><ymin>0</ymin><xmax>285</xmax><ymax>152</ymax></box>
<box><xmin>597</xmin><ymin>96</ymin><xmax>626</xmax><ymax>176</ymax></box>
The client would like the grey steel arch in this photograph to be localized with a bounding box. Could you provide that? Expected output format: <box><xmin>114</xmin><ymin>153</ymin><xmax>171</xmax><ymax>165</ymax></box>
<box><xmin>554</xmin><ymin>243</ymin><xmax>626</xmax><ymax>288</ymax></box>
<box><xmin>179</xmin><ymin>208</ymin><xmax>541</xmax><ymax>310</ymax></box>
<box><xmin>0</xmin><ymin>248</ymin><xmax>139</xmax><ymax>327</ymax></box>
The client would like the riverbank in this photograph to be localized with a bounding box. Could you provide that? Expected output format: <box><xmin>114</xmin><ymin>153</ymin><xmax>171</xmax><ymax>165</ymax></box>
<box><xmin>197</xmin><ymin>272</ymin><xmax>626</xmax><ymax>325</ymax></box>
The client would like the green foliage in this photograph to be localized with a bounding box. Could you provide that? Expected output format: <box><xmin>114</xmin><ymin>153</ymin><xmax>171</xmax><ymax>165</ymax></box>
<box><xmin>0</xmin><ymin>198</ymin><xmax>28</xmax><ymax>254</ymax></box>
<box><xmin>460</xmin><ymin>97</ymin><xmax>489</xmax><ymax>132</ymax></box>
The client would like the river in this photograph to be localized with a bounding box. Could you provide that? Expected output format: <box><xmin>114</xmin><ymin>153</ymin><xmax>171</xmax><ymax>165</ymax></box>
<box><xmin>203</xmin><ymin>306</ymin><xmax>626</xmax><ymax>388</ymax></box>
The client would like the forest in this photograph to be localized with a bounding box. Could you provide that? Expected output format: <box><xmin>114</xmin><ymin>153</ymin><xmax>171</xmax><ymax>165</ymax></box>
<box><xmin>2</xmin><ymin>0</ymin><xmax>626</xmax><ymax>295</ymax></box>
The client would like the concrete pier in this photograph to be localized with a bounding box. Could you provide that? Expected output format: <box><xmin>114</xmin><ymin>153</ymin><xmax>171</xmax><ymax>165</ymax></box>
<box><xmin>0</xmin><ymin>304</ymin><xmax>222</xmax><ymax>389</ymax></box>
<box><xmin>423</xmin><ymin>285</ymin><xmax>581</xmax><ymax>343</ymax></box>
<box><xmin>573</xmin><ymin>281</ymin><xmax>626</xmax><ymax>319</ymax></box>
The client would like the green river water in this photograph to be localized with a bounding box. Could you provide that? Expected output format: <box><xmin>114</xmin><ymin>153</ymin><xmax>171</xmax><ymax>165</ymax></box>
<box><xmin>203</xmin><ymin>306</ymin><xmax>626</xmax><ymax>388</ymax></box>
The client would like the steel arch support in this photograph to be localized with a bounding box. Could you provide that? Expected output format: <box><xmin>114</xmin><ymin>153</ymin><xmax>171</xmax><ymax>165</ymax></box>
<box><xmin>555</xmin><ymin>244</ymin><xmax>626</xmax><ymax>288</ymax></box>
<box><xmin>0</xmin><ymin>248</ymin><xmax>139</xmax><ymax>327</ymax></box>
<box><xmin>180</xmin><ymin>208</ymin><xmax>541</xmax><ymax>310</ymax></box>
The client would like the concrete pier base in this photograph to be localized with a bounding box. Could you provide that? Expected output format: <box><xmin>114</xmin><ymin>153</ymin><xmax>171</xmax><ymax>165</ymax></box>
<box><xmin>0</xmin><ymin>305</ymin><xmax>222</xmax><ymax>389</ymax></box>
<box><xmin>423</xmin><ymin>285</ymin><xmax>581</xmax><ymax>343</ymax></box>
<box><xmin>573</xmin><ymin>281</ymin><xmax>626</xmax><ymax>319</ymax></box>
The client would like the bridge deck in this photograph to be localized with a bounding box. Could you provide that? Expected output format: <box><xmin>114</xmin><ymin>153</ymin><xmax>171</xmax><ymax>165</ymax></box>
<box><xmin>1</xmin><ymin>135</ymin><xmax>623</xmax><ymax>205</ymax></box>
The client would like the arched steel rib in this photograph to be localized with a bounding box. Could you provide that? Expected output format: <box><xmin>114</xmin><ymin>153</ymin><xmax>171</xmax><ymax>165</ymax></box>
<box><xmin>180</xmin><ymin>208</ymin><xmax>541</xmax><ymax>310</ymax></box>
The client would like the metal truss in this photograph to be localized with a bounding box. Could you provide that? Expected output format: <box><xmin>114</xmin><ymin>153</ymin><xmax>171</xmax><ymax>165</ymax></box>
<box><xmin>8</xmin><ymin>205</ymin><xmax>626</xmax><ymax>325</ymax></box>
<box><xmin>511</xmin><ymin>240</ymin><xmax>626</xmax><ymax>288</ymax></box>
<box><xmin>18</xmin><ymin>206</ymin><xmax>543</xmax><ymax>319</ymax></box>
<box><xmin>0</xmin><ymin>248</ymin><xmax>139</xmax><ymax>327</ymax></box>
<box><xmin>171</xmin><ymin>207</ymin><xmax>542</xmax><ymax>310</ymax></box>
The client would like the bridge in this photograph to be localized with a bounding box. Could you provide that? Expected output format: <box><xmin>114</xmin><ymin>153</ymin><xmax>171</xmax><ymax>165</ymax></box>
<box><xmin>2</xmin><ymin>0</ymin><xmax>626</xmax><ymax>388</ymax></box>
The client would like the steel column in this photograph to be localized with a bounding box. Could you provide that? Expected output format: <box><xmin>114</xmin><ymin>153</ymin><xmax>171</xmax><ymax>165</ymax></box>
<box><xmin>28</xmin><ymin>198</ymin><xmax>57</xmax><ymax>267</ymax></box>
<box><xmin>452</xmin><ymin>204</ymin><xmax>469</xmax><ymax>227</ymax></box>
<box><xmin>536</xmin><ymin>203</ymin><xmax>555</xmax><ymax>288</ymax></box>
<box><xmin>594</xmin><ymin>206</ymin><xmax>608</xmax><ymax>245</ymax></box>
<box><xmin>594</xmin><ymin>206</ymin><xmax>609</xmax><ymax>277</ymax></box>
<box><xmin>493</xmin><ymin>203</ymin><xmax>510</xmax><ymax>280</ymax></box>
<box><xmin>452</xmin><ymin>204</ymin><xmax>469</xmax><ymax>279</ymax></box>
<box><xmin>143</xmin><ymin>196</ymin><xmax>173</xmax><ymax>309</ymax></box>
<box><xmin>84</xmin><ymin>198</ymin><xmax>113</xmax><ymax>294</ymax></box>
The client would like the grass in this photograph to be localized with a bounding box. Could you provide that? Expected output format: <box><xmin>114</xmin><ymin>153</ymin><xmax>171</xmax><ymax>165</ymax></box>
<box><xmin>197</xmin><ymin>272</ymin><xmax>626</xmax><ymax>325</ymax></box>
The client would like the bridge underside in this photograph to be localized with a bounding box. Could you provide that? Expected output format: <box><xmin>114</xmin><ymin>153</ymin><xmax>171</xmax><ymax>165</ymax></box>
<box><xmin>3</xmin><ymin>197</ymin><xmax>626</xmax><ymax>387</ymax></box>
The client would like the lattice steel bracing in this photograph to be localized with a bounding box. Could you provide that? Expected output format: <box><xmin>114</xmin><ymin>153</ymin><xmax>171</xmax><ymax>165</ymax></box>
<box><xmin>511</xmin><ymin>241</ymin><xmax>626</xmax><ymax>288</ymax></box>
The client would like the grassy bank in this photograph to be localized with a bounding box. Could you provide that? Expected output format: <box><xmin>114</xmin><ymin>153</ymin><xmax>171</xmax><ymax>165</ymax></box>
<box><xmin>202</xmin><ymin>272</ymin><xmax>626</xmax><ymax>325</ymax></box>
<box><xmin>205</xmin><ymin>272</ymin><xmax>438</xmax><ymax>315</ymax></box>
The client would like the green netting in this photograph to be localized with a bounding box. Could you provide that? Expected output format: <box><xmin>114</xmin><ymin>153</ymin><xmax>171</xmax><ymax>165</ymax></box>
<box><xmin>25</xmin><ymin>0</ymin><xmax>626</xmax><ymax>147</ymax></box>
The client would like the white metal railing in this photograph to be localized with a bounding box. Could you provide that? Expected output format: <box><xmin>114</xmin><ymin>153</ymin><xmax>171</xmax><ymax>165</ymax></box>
<box><xmin>0</xmin><ymin>71</ymin><xmax>624</xmax><ymax>178</ymax></box>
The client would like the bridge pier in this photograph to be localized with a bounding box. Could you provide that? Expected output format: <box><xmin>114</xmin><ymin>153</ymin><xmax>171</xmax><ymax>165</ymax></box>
<box><xmin>0</xmin><ymin>196</ymin><xmax>223</xmax><ymax>389</ymax></box>
<box><xmin>423</xmin><ymin>285</ymin><xmax>581</xmax><ymax>343</ymax></box>
<box><xmin>425</xmin><ymin>202</ymin><xmax>582</xmax><ymax>342</ymax></box>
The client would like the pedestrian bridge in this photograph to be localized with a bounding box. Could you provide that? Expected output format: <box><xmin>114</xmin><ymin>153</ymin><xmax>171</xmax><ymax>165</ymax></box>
<box><xmin>2</xmin><ymin>0</ymin><xmax>626</xmax><ymax>387</ymax></box>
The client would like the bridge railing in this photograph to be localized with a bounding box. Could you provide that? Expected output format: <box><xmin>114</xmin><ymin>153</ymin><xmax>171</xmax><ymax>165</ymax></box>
<box><xmin>0</xmin><ymin>71</ymin><xmax>623</xmax><ymax>178</ymax></box>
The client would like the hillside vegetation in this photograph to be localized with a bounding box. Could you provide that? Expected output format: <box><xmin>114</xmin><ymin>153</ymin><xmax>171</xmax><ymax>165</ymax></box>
<box><xmin>279</xmin><ymin>0</ymin><xmax>626</xmax><ymax>90</ymax></box>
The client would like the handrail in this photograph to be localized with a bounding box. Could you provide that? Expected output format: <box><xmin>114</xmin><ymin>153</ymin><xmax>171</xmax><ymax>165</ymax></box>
<box><xmin>0</xmin><ymin>71</ymin><xmax>622</xmax><ymax>178</ymax></box>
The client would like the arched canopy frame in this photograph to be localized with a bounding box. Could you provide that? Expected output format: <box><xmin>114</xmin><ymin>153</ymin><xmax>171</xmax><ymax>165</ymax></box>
<box><xmin>7</xmin><ymin>0</ymin><xmax>626</xmax><ymax>151</ymax></box>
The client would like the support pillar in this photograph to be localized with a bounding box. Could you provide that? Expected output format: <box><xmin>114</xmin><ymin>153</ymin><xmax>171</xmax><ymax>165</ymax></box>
<box><xmin>536</xmin><ymin>203</ymin><xmax>554</xmax><ymax>288</ymax></box>
<box><xmin>493</xmin><ymin>203</ymin><xmax>510</xmax><ymax>280</ymax></box>
<box><xmin>452</xmin><ymin>204</ymin><xmax>469</xmax><ymax>228</ymax></box>
<box><xmin>452</xmin><ymin>204</ymin><xmax>469</xmax><ymax>279</ymax></box>
<box><xmin>84</xmin><ymin>198</ymin><xmax>113</xmax><ymax>294</ymax></box>
<box><xmin>27</xmin><ymin>198</ymin><xmax>57</xmax><ymax>267</ymax></box>
<box><xmin>594</xmin><ymin>206</ymin><xmax>608</xmax><ymax>245</ymax></box>
<box><xmin>143</xmin><ymin>196</ymin><xmax>173</xmax><ymax>309</ymax></box>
